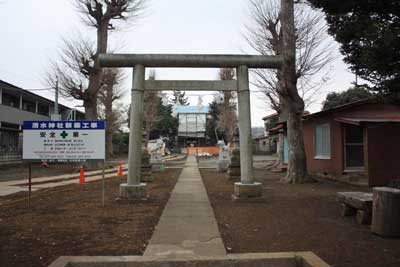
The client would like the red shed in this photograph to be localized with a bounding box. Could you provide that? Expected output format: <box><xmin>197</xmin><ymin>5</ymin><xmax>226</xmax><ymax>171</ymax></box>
<box><xmin>302</xmin><ymin>99</ymin><xmax>400</xmax><ymax>186</ymax></box>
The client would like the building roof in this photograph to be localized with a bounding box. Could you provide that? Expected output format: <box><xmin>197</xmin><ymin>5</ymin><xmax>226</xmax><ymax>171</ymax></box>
<box><xmin>175</xmin><ymin>105</ymin><xmax>210</xmax><ymax>114</ymax></box>
<box><xmin>262</xmin><ymin>113</ymin><xmax>278</xmax><ymax>120</ymax></box>
<box><xmin>268</xmin><ymin>124</ymin><xmax>284</xmax><ymax>134</ymax></box>
<box><xmin>262</xmin><ymin>111</ymin><xmax>309</xmax><ymax>121</ymax></box>
<box><xmin>273</xmin><ymin>98</ymin><xmax>400</xmax><ymax>129</ymax></box>
<box><xmin>253</xmin><ymin>135</ymin><xmax>270</xmax><ymax>140</ymax></box>
<box><xmin>0</xmin><ymin>79</ymin><xmax>84</xmax><ymax>115</ymax></box>
<box><xmin>335</xmin><ymin>117</ymin><xmax>400</xmax><ymax>125</ymax></box>
<box><xmin>303</xmin><ymin>98</ymin><xmax>373</xmax><ymax>120</ymax></box>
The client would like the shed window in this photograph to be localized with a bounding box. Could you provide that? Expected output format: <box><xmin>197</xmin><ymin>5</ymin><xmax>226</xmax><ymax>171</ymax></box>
<box><xmin>315</xmin><ymin>123</ymin><xmax>331</xmax><ymax>159</ymax></box>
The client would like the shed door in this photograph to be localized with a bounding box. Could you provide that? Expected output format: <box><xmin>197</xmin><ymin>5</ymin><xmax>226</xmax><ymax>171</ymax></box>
<box><xmin>344</xmin><ymin>125</ymin><xmax>364</xmax><ymax>170</ymax></box>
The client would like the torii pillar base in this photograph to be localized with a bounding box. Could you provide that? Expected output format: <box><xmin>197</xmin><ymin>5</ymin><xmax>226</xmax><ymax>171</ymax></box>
<box><xmin>234</xmin><ymin>182</ymin><xmax>262</xmax><ymax>198</ymax></box>
<box><xmin>120</xmin><ymin>183</ymin><xmax>147</xmax><ymax>200</ymax></box>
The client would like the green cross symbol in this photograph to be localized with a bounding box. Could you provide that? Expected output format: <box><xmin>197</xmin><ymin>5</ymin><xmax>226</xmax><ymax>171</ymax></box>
<box><xmin>60</xmin><ymin>131</ymin><xmax>69</xmax><ymax>139</ymax></box>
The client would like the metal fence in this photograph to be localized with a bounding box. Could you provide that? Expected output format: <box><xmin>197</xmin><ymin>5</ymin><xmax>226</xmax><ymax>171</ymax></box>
<box><xmin>0</xmin><ymin>148</ymin><xmax>22</xmax><ymax>163</ymax></box>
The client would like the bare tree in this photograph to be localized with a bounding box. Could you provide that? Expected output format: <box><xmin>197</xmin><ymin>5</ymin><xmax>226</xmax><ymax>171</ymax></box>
<box><xmin>98</xmin><ymin>68</ymin><xmax>126</xmax><ymax>158</ymax></box>
<box><xmin>278</xmin><ymin>0</ymin><xmax>312</xmax><ymax>183</ymax></box>
<box><xmin>246</xmin><ymin>0</ymin><xmax>333</xmax><ymax>112</ymax></box>
<box><xmin>49</xmin><ymin>0</ymin><xmax>146</xmax><ymax>120</ymax></box>
<box><xmin>245</xmin><ymin>0</ymin><xmax>333</xmax><ymax>182</ymax></box>
<box><xmin>143</xmin><ymin>70</ymin><xmax>160</xmax><ymax>144</ymax></box>
<box><xmin>217</xmin><ymin>68</ymin><xmax>238</xmax><ymax>144</ymax></box>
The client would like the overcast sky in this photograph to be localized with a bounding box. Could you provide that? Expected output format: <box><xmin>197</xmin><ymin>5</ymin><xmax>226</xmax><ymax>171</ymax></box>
<box><xmin>0</xmin><ymin>0</ymin><xmax>356</xmax><ymax>126</ymax></box>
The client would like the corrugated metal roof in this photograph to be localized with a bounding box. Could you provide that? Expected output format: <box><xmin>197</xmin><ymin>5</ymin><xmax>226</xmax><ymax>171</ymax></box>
<box><xmin>175</xmin><ymin>106</ymin><xmax>210</xmax><ymax>114</ymax></box>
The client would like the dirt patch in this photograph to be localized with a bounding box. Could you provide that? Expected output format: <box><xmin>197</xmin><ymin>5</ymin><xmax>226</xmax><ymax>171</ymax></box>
<box><xmin>201</xmin><ymin>169</ymin><xmax>400</xmax><ymax>267</ymax></box>
<box><xmin>0</xmin><ymin>162</ymin><xmax>83</xmax><ymax>182</ymax></box>
<box><xmin>0</xmin><ymin>168</ymin><xmax>181</xmax><ymax>267</ymax></box>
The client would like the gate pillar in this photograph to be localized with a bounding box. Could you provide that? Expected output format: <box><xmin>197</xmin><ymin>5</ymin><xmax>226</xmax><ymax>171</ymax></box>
<box><xmin>235</xmin><ymin>65</ymin><xmax>262</xmax><ymax>198</ymax></box>
<box><xmin>120</xmin><ymin>64</ymin><xmax>147</xmax><ymax>199</ymax></box>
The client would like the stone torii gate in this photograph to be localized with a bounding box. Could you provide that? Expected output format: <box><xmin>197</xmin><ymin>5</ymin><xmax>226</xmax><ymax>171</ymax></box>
<box><xmin>99</xmin><ymin>54</ymin><xmax>282</xmax><ymax>199</ymax></box>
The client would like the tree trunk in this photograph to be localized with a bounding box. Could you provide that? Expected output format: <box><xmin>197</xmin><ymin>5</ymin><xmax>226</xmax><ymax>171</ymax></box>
<box><xmin>282</xmin><ymin>102</ymin><xmax>310</xmax><ymax>183</ymax></box>
<box><xmin>105</xmin><ymin>100</ymin><xmax>114</xmax><ymax>158</ymax></box>
<box><xmin>83</xmin><ymin>86</ymin><xmax>100</xmax><ymax>169</ymax></box>
<box><xmin>106</xmin><ymin>127</ymin><xmax>114</xmax><ymax>158</ymax></box>
<box><xmin>97</xmin><ymin>24</ymin><xmax>108</xmax><ymax>55</ymax></box>
<box><xmin>84</xmin><ymin>22</ymin><xmax>109</xmax><ymax>121</ymax></box>
<box><xmin>280</xmin><ymin>0</ymin><xmax>310</xmax><ymax>183</ymax></box>
<box><xmin>83</xmin><ymin>90</ymin><xmax>98</xmax><ymax>120</ymax></box>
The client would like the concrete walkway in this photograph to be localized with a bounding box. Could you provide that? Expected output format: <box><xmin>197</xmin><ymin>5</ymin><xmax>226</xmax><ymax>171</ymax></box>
<box><xmin>145</xmin><ymin>155</ymin><xmax>226</xmax><ymax>258</ymax></box>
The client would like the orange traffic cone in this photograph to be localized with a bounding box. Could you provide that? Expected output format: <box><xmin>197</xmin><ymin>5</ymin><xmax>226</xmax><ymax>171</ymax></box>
<box><xmin>118</xmin><ymin>162</ymin><xmax>123</xmax><ymax>177</ymax></box>
<box><xmin>79</xmin><ymin>166</ymin><xmax>85</xmax><ymax>185</ymax></box>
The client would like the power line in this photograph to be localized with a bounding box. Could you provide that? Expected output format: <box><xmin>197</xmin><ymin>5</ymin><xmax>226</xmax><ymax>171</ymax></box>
<box><xmin>26</xmin><ymin>88</ymin><xmax>54</xmax><ymax>91</ymax></box>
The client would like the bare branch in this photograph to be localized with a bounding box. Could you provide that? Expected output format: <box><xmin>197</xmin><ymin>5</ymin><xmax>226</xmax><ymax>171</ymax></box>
<box><xmin>216</xmin><ymin>68</ymin><xmax>238</xmax><ymax>143</ymax></box>
<box><xmin>74</xmin><ymin>0</ymin><xmax>146</xmax><ymax>30</ymax></box>
<box><xmin>46</xmin><ymin>36</ymin><xmax>97</xmax><ymax>100</ymax></box>
<box><xmin>245</xmin><ymin>0</ymin><xmax>335</xmax><ymax>110</ymax></box>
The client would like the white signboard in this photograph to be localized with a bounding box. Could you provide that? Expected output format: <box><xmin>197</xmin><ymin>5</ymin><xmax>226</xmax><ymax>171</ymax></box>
<box><xmin>23</xmin><ymin>121</ymin><xmax>105</xmax><ymax>161</ymax></box>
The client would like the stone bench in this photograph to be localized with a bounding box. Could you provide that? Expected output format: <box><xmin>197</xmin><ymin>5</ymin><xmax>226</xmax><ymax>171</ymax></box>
<box><xmin>336</xmin><ymin>192</ymin><xmax>373</xmax><ymax>225</ymax></box>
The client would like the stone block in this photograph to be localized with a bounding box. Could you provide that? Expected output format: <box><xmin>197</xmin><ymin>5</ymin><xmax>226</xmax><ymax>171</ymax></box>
<box><xmin>120</xmin><ymin>183</ymin><xmax>147</xmax><ymax>199</ymax></box>
<box><xmin>48</xmin><ymin>251</ymin><xmax>330</xmax><ymax>267</ymax></box>
<box><xmin>234</xmin><ymin>182</ymin><xmax>262</xmax><ymax>198</ymax></box>
<box><xmin>371</xmin><ymin>187</ymin><xmax>400</xmax><ymax>237</ymax></box>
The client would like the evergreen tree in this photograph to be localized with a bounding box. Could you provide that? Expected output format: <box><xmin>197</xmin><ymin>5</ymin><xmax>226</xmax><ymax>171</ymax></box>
<box><xmin>308</xmin><ymin>0</ymin><xmax>400</xmax><ymax>95</ymax></box>
<box><xmin>150</xmin><ymin>100</ymin><xmax>179</xmax><ymax>141</ymax></box>
<box><xmin>205</xmin><ymin>101</ymin><xmax>225</xmax><ymax>145</ymax></box>
<box><xmin>322</xmin><ymin>87</ymin><xmax>373</xmax><ymax>110</ymax></box>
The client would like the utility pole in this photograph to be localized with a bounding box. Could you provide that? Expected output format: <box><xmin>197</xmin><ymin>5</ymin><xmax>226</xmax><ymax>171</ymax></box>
<box><xmin>55</xmin><ymin>76</ymin><xmax>59</xmax><ymax>115</ymax></box>
<box><xmin>50</xmin><ymin>76</ymin><xmax>61</xmax><ymax>121</ymax></box>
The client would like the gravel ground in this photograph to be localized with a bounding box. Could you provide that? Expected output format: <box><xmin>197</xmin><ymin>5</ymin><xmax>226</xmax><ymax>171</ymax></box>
<box><xmin>201</xmin><ymin>169</ymin><xmax>400</xmax><ymax>267</ymax></box>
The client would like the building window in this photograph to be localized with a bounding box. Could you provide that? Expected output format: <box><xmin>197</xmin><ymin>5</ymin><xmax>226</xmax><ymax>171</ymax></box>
<box><xmin>2</xmin><ymin>92</ymin><xmax>19</xmax><ymax>108</ymax></box>
<box><xmin>38</xmin><ymin>103</ymin><xmax>49</xmax><ymax>116</ymax></box>
<box><xmin>315</xmin><ymin>123</ymin><xmax>331</xmax><ymax>159</ymax></box>
<box><xmin>344</xmin><ymin>125</ymin><xmax>364</xmax><ymax>169</ymax></box>
<box><xmin>22</xmin><ymin>99</ymin><xmax>36</xmax><ymax>113</ymax></box>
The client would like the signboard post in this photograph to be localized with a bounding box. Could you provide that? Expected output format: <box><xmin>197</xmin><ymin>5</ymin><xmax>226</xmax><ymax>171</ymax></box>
<box><xmin>23</xmin><ymin>120</ymin><xmax>106</xmax><ymax>206</ymax></box>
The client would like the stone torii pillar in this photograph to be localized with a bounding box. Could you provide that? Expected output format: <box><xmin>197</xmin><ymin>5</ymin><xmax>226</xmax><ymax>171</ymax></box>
<box><xmin>235</xmin><ymin>65</ymin><xmax>262</xmax><ymax>197</ymax></box>
<box><xmin>120</xmin><ymin>64</ymin><xmax>147</xmax><ymax>199</ymax></box>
